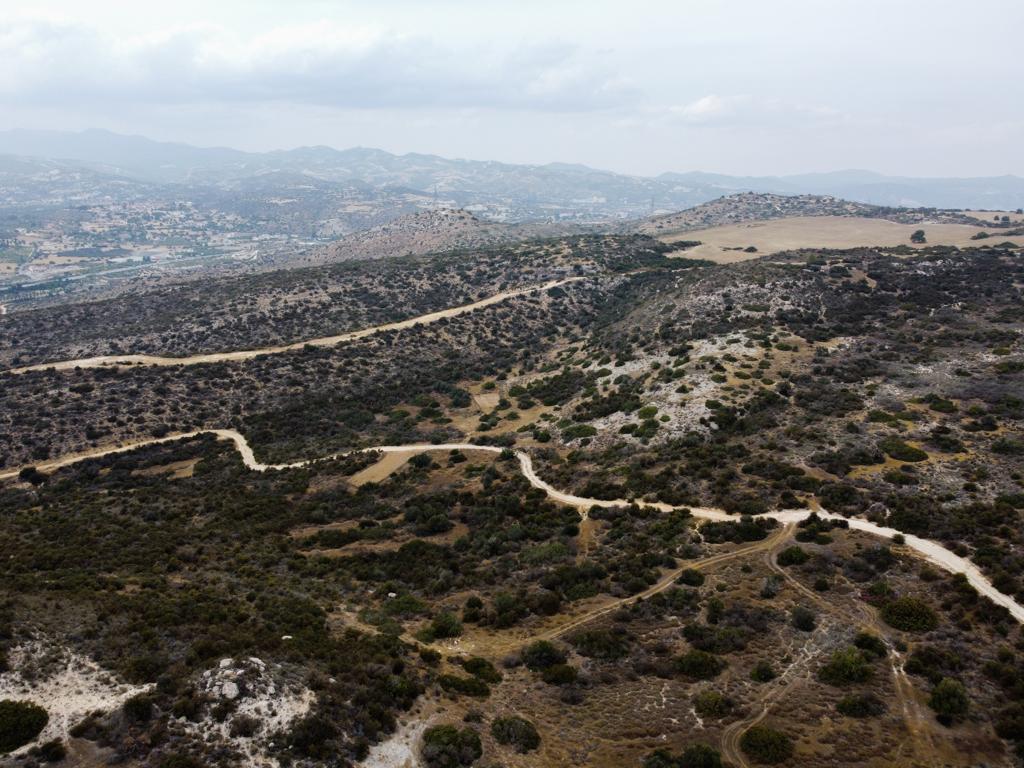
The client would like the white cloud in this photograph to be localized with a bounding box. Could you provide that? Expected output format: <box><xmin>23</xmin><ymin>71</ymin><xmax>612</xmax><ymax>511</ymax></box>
<box><xmin>670</xmin><ymin>94</ymin><xmax>728</xmax><ymax>122</ymax></box>
<box><xmin>0</xmin><ymin>17</ymin><xmax>639</xmax><ymax>112</ymax></box>
<box><xmin>664</xmin><ymin>94</ymin><xmax>844</xmax><ymax>127</ymax></box>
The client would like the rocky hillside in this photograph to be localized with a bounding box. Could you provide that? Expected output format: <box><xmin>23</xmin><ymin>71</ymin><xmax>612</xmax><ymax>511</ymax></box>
<box><xmin>306</xmin><ymin>208</ymin><xmax>575</xmax><ymax>265</ymax></box>
<box><xmin>634</xmin><ymin>192</ymin><xmax>1002</xmax><ymax>237</ymax></box>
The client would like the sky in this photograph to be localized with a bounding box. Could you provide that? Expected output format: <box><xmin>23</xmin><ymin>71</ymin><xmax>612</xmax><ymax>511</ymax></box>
<box><xmin>1</xmin><ymin>0</ymin><xmax>1022</xmax><ymax>177</ymax></box>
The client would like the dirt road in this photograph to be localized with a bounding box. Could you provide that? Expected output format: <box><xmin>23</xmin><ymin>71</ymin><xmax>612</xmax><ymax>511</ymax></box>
<box><xmin>7</xmin><ymin>277</ymin><xmax>582</xmax><ymax>374</ymax></box>
<box><xmin>3</xmin><ymin>430</ymin><xmax>1023</xmax><ymax>625</ymax></box>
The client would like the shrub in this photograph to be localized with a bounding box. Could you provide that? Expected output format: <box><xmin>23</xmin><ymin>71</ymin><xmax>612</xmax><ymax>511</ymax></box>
<box><xmin>569</xmin><ymin>627</ymin><xmax>631</xmax><ymax>660</ymax></box>
<box><xmin>675</xmin><ymin>650</ymin><xmax>727</xmax><ymax>680</ymax></box>
<box><xmin>562</xmin><ymin>424</ymin><xmax>597</xmax><ymax>441</ymax></box>
<box><xmin>429</xmin><ymin>612</ymin><xmax>463</xmax><ymax>639</ymax></box>
<box><xmin>422</xmin><ymin>725</ymin><xmax>482</xmax><ymax>768</ymax></box>
<box><xmin>878</xmin><ymin>437</ymin><xmax>928</xmax><ymax>462</ymax></box>
<box><xmin>881</xmin><ymin>597</ymin><xmax>938</xmax><ymax>632</ymax></box>
<box><xmin>643</xmin><ymin>744</ymin><xmax>723</xmax><ymax>768</ymax></box>
<box><xmin>122</xmin><ymin>693</ymin><xmax>154</xmax><ymax>723</ymax></box>
<box><xmin>17</xmin><ymin>467</ymin><xmax>46</xmax><ymax>486</ymax></box>
<box><xmin>677</xmin><ymin>568</ymin><xmax>705</xmax><ymax>587</ymax></box>
<box><xmin>30</xmin><ymin>739</ymin><xmax>67</xmax><ymax>763</ymax></box>
<box><xmin>928</xmin><ymin>678</ymin><xmax>968</xmax><ymax>723</ymax></box>
<box><xmin>541</xmin><ymin>664</ymin><xmax>578</xmax><ymax>685</ymax></box>
<box><xmin>790</xmin><ymin>606</ymin><xmax>816</xmax><ymax>632</ymax></box>
<box><xmin>159</xmin><ymin>756</ymin><xmax>204</xmax><ymax>768</ymax></box>
<box><xmin>461</xmin><ymin>657</ymin><xmax>502</xmax><ymax>683</ymax></box>
<box><xmin>739</xmin><ymin>725</ymin><xmax>793</xmax><ymax>764</ymax></box>
<box><xmin>288</xmin><ymin>714</ymin><xmax>339</xmax><ymax>759</ymax></box>
<box><xmin>750</xmin><ymin>661</ymin><xmax>777</xmax><ymax>683</ymax></box>
<box><xmin>693</xmin><ymin>690</ymin><xmax>733</xmax><ymax>718</ymax></box>
<box><xmin>0</xmin><ymin>700</ymin><xmax>48</xmax><ymax>754</ymax></box>
<box><xmin>818</xmin><ymin>647</ymin><xmax>873</xmax><ymax>686</ymax></box>
<box><xmin>776</xmin><ymin>546</ymin><xmax>808</xmax><ymax>567</ymax></box>
<box><xmin>490</xmin><ymin>715</ymin><xmax>540</xmax><ymax>753</ymax></box>
<box><xmin>521</xmin><ymin>640</ymin><xmax>566</xmax><ymax>671</ymax></box>
<box><xmin>853</xmin><ymin>632</ymin><xmax>887</xmax><ymax>659</ymax></box>
<box><xmin>438</xmin><ymin>674</ymin><xmax>490</xmax><ymax>698</ymax></box>
<box><xmin>837</xmin><ymin>693</ymin><xmax>886</xmax><ymax>718</ymax></box>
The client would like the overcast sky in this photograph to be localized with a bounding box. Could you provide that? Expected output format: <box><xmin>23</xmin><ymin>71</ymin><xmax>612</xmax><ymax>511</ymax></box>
<box><xmin>2</xmin><ymin>0</ymin><xmax>1022</xmax><ymax>177</ymax></box>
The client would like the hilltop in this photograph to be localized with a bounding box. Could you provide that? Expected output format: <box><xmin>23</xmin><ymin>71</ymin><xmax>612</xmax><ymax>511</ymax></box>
<box><xmin>634</xmin><ymin>192</ymin><xmax>1002</xmax><ymax>237</ymax></box>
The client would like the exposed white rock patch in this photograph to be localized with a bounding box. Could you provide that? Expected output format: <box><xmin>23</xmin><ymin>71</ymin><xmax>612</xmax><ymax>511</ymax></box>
<box><xmin>362</xmin><ymin>715</ymin><xmax>428</xmax><ymax>768</ymax></box>
<box><xmin>0</xmin><ymin>642</ymin><xmax>149</xmax><ymax>756</ymax></box>
<box><xmin>172</xmin><ymin>657</ymin><xmax>315</xmax><ymax>768</ymax></box>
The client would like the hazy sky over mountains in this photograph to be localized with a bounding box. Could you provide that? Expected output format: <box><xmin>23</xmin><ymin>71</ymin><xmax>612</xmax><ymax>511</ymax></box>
<box><xmin>2</xmin><ymin>0</ymin><xmax>1021</xmax><ymax>176</ymax></box>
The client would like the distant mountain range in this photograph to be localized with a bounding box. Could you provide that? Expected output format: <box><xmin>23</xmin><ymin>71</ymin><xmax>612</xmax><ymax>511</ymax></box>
<box><xmin>1</xmin><ymin>129</ymin><xmax>1022</xmax><ymax>215</ymax></box>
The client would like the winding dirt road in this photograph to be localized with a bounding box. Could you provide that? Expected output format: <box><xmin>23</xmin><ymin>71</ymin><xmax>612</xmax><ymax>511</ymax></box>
<box><xmin>3</xmin><ymin>428</ymin><xmax>1024</xmax><ymax>625</ymax></box>
<box><xmin>7</xmin><ymin>277</ymin><xmax>582</xmax><ymax>374</ymax></box>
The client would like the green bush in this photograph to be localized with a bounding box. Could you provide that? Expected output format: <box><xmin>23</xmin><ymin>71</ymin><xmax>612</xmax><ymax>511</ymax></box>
<box><xmin>790</xmin><ymin>606</ymin><xmax>816</xmax><ymax>632</ymax></box>
<box><xmin>878</xmin><ymin>437</ymin><xmax>928</xmax><ymax>462</ymax></box>
<box><xmin>438</xmin><ymin>674</ymin><xmax>490</xmax><ymax>698</ymax></box>
<box><xmin>674</xmin><ymin>650</ymin><xmax>727</xmax><ymax>680</ymax></box>
<box><xmin>881</xmin><ymin>597</ymin><xmax>938</xmax><ymax>632</ymax></box>
<box><xmin>569</xmin><ymin>627</ymin><xmax>631</xmax><ymax>660</ymax></box>
<box><xmin>853</xmin><ymin>632</ymin><xmax>887</xmax><ymax>659</ymax></box>
<box><xmin>693</xmin><ymin>690</ymin><xmax>733</xmax><ymax>718</ymax></box>
<box><xmin>676</xmin><ymin>568</ymin><xmax>705</xmax><ymax>587</ymax></box>
<box><xmin>422</xmin><ymin>724</ymin><xmax>482</xmax><ymax>768</ymax></box>
<box><xmin>30</xmin><ymin>739</ymin><xmax>67</xmax><ymax>763</ymax></box>
<box><xmin>490</xmin><ymin>715</ymin><xmax>540</xmax><ymax>753</ymax></box>
<box><xmin>776</xmin><ymin>546</ymin><xmax>808</xmax><ymax>567</ymax></box>
<box><xmin>837</xmin><ymin>693</ymin><xmax>887</xmax><ymax>718</ymax></box>
<box><xmin>521</xmin><ymin>640</ymin><xmax>566</xmax><ymax>671</ymax></box>
<box><xmin>123</xmin><ymin>693</ymin><xmax>155</xmax><ymax>723</ymax></box>
<box><xmin>562</xmin><ymin>423</ymin><xmax>598</xmax><ymax>441</ymax></box>
<box><xmin>541</xmin><ymin>663</ymin><xmax>578</xmax><ymax>685</ymax></box>
<box><xmin>928</xmin><ymin>678</ymin><xmax>968</xmax><ymax>722</ymax></box>
<box><xmin>0</xmin><ymin>700</ymin><xmax>48</xmax><ymax>754</ymax></box>
<box><xmin>643</xmin><ymin>744</ymin><xmax>722</xmax><ymax>768</ymax></box>
<box><xmin>429</xmin><ymin>611</ymin><xmax>463</xmax><ymax>639</ymax></box>
<box><xmin>818</xmin><ymin>647</ymin><xmax>873</xmax><ymax>686</ymax></box>
<box><xmin>750</xmin><ymin>661</ymin><xmax>777</xmax><ymax>683</ymax></box>
<box><xmin>159</xmin><ymin>756</ymin><xmax>204</xmax><ymax>768</ymax></box>
<box><xmin>460</xmin><ymin>657</ymin><xmax>502</xmax><ymax>683</ymax></box>
<box><xmin>739</xmin><ymin>725</ymin><xmax>793</xmax><ymax>764</ymax></box>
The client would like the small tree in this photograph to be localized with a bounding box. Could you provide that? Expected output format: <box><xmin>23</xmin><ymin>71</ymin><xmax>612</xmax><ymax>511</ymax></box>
<box><xmin>791</xmin><ymin>606</ymin><xmax>816</xmax><ymax>632</ymax></box>
<box><xmin>881</xmin><ymin>597</ymin><xmax>938</xmax><ymax>632</ymax></box>
<box><xmin>818</xmin><ymin>647</ymin><xmax>873</xmax><ymax>686</ymax></box>
<box><xmin>422</xmin><ymin>725</ymin><xmax>482</xmax><ymax>768</ymax></box>
<box><xmin>0</xmin><ymin>700</ymin><xmax>48</xmax><ymax>754</ymax></box>
<box><xmin>911</xmin><ymin>229</ymin><xmax>927</xmax><ymax>244</ymax></box>
<box><xmin>929</xmin><ymin>678</ymin><xmax>968</xmax><ymax>725</ymax></box>
<box><xmin>490</xmin><ymin>716</ymin><xmax>540</xmax><ymax>753</ymax></box>
<box><xmin>739</xmin><ymin>725</ymin><xmax>793</xmax><ymax>764</ymax></box>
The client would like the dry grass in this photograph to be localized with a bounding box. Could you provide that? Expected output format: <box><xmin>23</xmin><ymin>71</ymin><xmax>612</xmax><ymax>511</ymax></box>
<box><xmin>664</xmin><ymin>216</ymin><xmax>1012</xmax><ymax>263</ymax></box>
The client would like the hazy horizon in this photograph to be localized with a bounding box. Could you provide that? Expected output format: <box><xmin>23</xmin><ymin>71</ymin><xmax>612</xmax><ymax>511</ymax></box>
<box><xmin>8</xmin><ymin>126</ymin><xmax>1024</xmax><ymax>182</ymax></box>
<box><xmin>2</xmin><ymin>0</ymin><xmax>1022</xmax><ymax>179</ymax></box>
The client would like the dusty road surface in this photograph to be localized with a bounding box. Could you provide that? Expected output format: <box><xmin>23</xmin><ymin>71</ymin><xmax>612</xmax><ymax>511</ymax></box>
<box><xmin>7</xmin><ymin>277</ymin><xmax>582</xmax><ymax>374</ymax></box>
<box><xmin>4</xmin><ymin>429</ymin><xmax>1023</xmax><ymax>624</ymax></box>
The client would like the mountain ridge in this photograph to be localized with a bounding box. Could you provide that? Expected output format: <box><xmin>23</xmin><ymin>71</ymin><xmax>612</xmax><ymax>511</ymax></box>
<box><xmin>1</xmin><ymin>129</ymin><xmax>1022</xmax><ymax>211</ymax></box>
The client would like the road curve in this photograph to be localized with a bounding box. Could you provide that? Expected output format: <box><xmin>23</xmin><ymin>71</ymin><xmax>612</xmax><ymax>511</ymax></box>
<box><xmin>3</xmin><ymin>428</ymin><xmax>1022</xmax><ymax>624</ymax></box>
<box><xmin>7</xmin><ymin>277</ymin><xmax>582</xmax><ymax>374</ymax></box>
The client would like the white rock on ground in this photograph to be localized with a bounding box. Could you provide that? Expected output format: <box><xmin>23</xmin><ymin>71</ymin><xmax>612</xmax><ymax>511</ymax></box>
<box><xmin>0</xmin><ymin>641</ymin><xmax>150</xmax><ymax>756</ymax></box>
<box><xmin>179</xmin><ymin>656</ymin><xmax>315</xmax><ymax>768</ymax></box>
